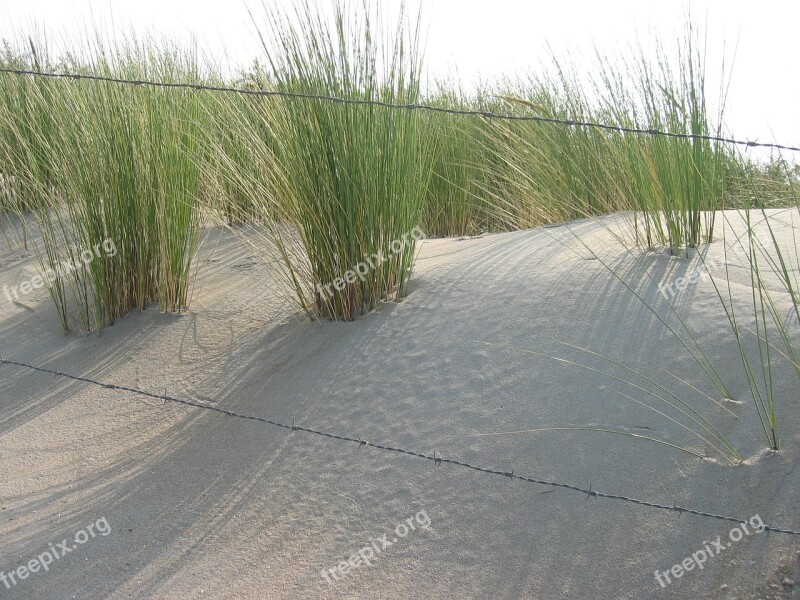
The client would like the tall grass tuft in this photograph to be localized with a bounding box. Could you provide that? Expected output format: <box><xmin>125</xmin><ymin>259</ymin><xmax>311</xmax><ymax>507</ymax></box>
<box><xmin>466</xmin><ymin>24</ymin><xmax>730</xmax><ymax>250</ymax></box>
<box><xmin>250</xmin><ymin>0</ymin><xmax>433</xmax><ymax>320</ymax></box>
<box><xmin>421</xmin><ymin>86</ymin><xmax>488</xmax><ymax>237</ymax></box>
<box><xmin>0</xmin><ymin>35</ymin><xmax>206</xmax><ymax>332</ymax></box>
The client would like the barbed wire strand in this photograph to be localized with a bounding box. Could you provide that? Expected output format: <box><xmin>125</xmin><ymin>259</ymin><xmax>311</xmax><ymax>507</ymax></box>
<box><xmin>2</xmin><ymin>356</ymin><xmax>799</xmax><ymax>536</ymax></box>
<box><xmin>1</xmin><ymin>67</ymin><xmax>799</xmax><ymax>153</ymax></box>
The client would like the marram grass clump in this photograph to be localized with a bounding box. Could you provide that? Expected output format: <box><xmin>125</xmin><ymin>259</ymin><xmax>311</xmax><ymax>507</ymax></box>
<box><xmin>252</xmin><ymin>1</ymin><xmax>434</xmax><ymax>320</ymax></box>
<box><xmin>0</xmin><ymin>37</ymin><xmax>206</xmax><ymax>332</ymax></box>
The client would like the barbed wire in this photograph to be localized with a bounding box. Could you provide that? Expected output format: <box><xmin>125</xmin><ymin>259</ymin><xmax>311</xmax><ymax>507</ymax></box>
<box><xmin>1</xmin><ymin>66</ymin><xmax>799</xmax><ymax>153</ymax></box>
<box><xmin>2</xmin><ymin>356</ymin><xmax>799</xmax><ymax>536</ymax></box>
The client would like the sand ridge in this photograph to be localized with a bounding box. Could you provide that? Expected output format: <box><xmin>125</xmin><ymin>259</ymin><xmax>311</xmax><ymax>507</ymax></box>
<box><xmin>1</xmin><ymin>212</ymin><xmax>799</xmax><ymax>599</ymax></box>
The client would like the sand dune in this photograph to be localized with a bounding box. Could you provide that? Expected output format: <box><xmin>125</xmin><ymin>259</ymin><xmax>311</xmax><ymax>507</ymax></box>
<box><xmin>1</xmin><ymin>212</ymin><xmax>799</xmax><ymax>599</ymax></box>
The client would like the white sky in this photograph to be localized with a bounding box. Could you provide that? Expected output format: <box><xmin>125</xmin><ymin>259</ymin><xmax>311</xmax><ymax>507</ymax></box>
<box><xmin>1</xmin><ymin>0</ymin><xmax>798</xmax><ymax>151</ymax></box>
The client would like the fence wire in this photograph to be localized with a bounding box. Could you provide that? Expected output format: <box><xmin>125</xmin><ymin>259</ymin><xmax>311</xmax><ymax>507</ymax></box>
<box><xmin>1</xmin><ymin>66</ymin><xmax>799</xmax><ymax>153</ymax></box>
<box><xmin>2</xmin><ymin>356</ymin><xmax>799</xmax><ymax>537</ymax></box>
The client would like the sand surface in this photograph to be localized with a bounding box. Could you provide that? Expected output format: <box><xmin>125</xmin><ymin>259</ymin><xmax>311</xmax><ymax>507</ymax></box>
<box><xmin>1</xmin><ymin>210</ymin><xmax>799</xmax><ymax>599</ymax></box>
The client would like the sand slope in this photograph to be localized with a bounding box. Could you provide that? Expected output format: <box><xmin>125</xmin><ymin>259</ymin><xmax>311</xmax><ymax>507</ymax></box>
<box><xmin>1</xmin><ymin>211</ymin><xmax>799</xmax><ymax>599</ymax></box>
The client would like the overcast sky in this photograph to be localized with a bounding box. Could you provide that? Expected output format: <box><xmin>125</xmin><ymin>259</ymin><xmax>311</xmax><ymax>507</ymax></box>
<box><xmin>1</xmin><ymin>0</ymin><xmax>798</xmax><ymax>152</ymax></box>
